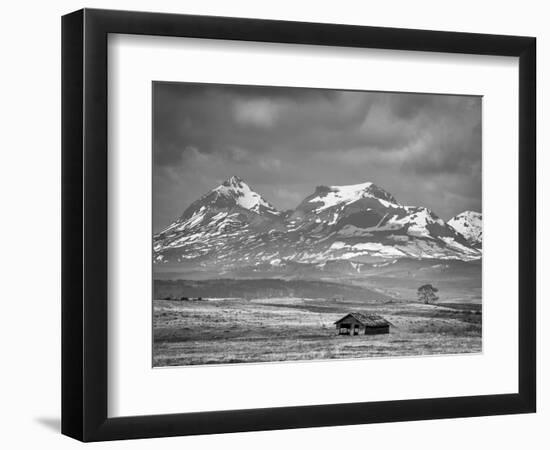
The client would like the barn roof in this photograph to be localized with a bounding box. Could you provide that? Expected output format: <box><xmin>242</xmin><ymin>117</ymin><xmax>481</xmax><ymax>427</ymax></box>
<box><xmin>334</xmin><ymin>312</ymin><xmax>391</xmax><ymax>327</ymax></box>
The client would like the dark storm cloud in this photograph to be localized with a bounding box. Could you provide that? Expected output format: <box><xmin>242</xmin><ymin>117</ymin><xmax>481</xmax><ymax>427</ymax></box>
<box><xmin>153</xmin><ymin>82</ymin><xmax>481</xmax><ymax>232</ymax></box>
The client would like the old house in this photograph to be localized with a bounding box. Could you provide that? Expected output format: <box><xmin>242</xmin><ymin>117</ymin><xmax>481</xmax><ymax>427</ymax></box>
<box><xmin>334</xmin><ymin>312</ymin><xmax>390</xmax><ymax>336</ymax></box>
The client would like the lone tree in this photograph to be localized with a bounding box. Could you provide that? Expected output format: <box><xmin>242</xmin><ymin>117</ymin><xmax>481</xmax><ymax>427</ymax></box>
<box><xmin>417</xmin><ymin>284</ymin><xmax>439</xmax><ymax>304</ymax></box>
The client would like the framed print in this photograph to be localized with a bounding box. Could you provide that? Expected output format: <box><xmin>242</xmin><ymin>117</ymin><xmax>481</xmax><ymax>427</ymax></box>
<box><xmin>61</xmin><ymin>8</ymin><xmax>536</xmax><ymax>442</ymax></box>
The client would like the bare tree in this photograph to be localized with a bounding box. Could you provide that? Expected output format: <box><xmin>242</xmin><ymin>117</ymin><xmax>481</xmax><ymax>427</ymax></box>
<box><xmin>417</xmin><ymin>284</ymin><xmax>439</xmax><ymax>304</ymax></box>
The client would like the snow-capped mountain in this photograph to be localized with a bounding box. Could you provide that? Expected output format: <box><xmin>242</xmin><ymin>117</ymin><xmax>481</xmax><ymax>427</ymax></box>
<box><xmin>287</xmin><ymin>182</ymin><xmax>479</xmax><ymax>261</ymax></box>
<box><xmin>154</xmin><ymin>177</ymin><xmax>482</xmax><ymax>269</ymax></box>
<box><xmin>164</xmin><ymin>176</ymin><xmax>280</xmax><ymax>226</ymax></box>
<box><xmin>154</xmin><ymin>176</ymin><xmax>284</xmax><ymax>262</ymax></box>
<box><xmin>448</xmin><ymin>211</ymin><xmax>482</xmax><ymax>248</ymax></box>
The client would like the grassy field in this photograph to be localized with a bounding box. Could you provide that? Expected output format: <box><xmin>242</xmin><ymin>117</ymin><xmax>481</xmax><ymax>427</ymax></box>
<box><xmin>153</xmin><ymin>296</ymin><xmax>481</xmax><ymax>367</ymax></box>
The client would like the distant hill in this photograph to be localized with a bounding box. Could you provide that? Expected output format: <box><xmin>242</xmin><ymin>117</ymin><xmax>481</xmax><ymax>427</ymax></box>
<box><xmin>154</xmin><ymin>278</ymin><xmax>394</xmax><ymax>302</ymax></box>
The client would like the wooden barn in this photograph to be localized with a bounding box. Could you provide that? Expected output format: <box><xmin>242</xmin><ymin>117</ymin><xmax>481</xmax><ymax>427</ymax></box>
<box><xmin>334</xmin><ymin>312</ymin><xmax>390</xmax><ymax>336</ymax></box>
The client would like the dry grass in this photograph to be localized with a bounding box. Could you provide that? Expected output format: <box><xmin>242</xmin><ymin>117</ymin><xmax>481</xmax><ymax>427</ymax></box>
<box><xmin>153</xmin><ymin>297</ymin><xmax>481</xmax><ymax>367</ymax></box>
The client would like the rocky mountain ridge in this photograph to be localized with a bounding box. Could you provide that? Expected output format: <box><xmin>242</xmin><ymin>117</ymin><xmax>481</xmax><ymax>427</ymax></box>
<box><xmin>154</xmin><ymin>177</ymin><xmax>482</xmax><ymax>270</ymax></box>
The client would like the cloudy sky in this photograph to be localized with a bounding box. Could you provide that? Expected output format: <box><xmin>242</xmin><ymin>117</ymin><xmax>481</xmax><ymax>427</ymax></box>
<box><xmin>153</xmin><ymin>82</ymin><xmax>481</xmax><ymax>232</ymax></box>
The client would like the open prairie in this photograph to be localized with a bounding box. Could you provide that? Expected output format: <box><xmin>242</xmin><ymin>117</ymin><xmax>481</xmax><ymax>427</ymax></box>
<box><xmin>153</xmin><ymin>295</ymin><xmax>481</xmax><ymax>367</ymax></box>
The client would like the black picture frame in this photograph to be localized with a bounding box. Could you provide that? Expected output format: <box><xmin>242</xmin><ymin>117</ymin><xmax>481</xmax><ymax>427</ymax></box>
<box><xmin>61</xmin><ymin>8</ymin><xmax>536</xmax><ymax>442</ymax></box>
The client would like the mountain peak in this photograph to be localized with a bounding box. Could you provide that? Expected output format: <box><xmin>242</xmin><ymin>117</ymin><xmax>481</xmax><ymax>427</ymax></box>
<box><xmin>221</xmin><ymin>175</ymin><xmax>245</xmax><ymax>187</ymax></box>
<box><xmin>209</xmin><ymin>176</ymin><xmax>280</xmax><ymax>216</ymax></box>
<box><xmin>448</xmin><ymin>211</ymin><xmax>482</xmax><ymax>247</ymax></box>
<box><xmin>307</xmin><ymin>181</ymin><xmax>399</xmax><ymax>212</ymax></box>
<box><xmin>167</xmin><ymin>176</ymin><xmax>280</xmax><ymax>231</ymax></box>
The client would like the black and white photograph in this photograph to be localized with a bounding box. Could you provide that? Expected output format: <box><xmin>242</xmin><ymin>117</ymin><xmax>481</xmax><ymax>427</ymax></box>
<box><xmin>152</xmin><ymin>82</ymin><xmax>482</xmax><ymax>367</ymax></box>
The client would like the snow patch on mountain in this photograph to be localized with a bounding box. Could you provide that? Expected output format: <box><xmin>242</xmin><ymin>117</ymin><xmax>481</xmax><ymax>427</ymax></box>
<box><xmin>405</xmin><ymin>207</ymin><xmax>446</xmax><ymax>237</ymax></box>
<box><xmin>448</xmin><ymin>211</ymin><xmax>482</xmax><ymax>247</ymax></box>
<box><xmin>440</xmin><ymin>237</ymin><xmax>479</xmax><ymax>255</ymax></box>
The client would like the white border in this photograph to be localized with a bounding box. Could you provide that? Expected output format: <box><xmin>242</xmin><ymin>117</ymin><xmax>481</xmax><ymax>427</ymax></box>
<box><xmin>108</xmin><ymin>34</ymin><xmax>518</xmax><ymax>418</ymax></box>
